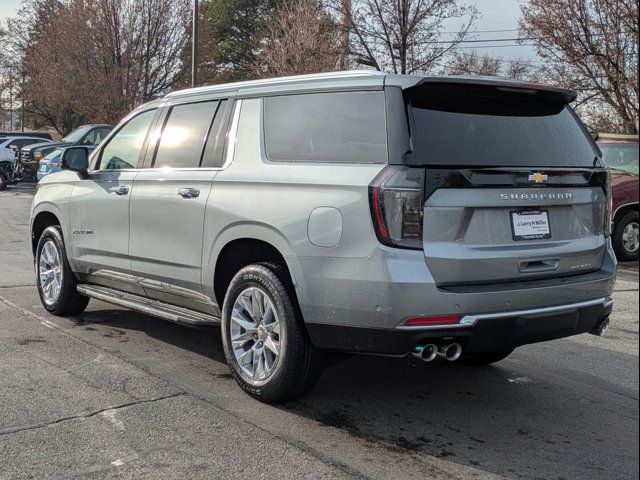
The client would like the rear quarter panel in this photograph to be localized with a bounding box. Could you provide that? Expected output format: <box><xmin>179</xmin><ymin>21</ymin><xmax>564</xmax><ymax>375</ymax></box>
<box><xmin>201</xmin><ymin>98</ymin><xmax>385</xmax><ymax>306</ymax></box>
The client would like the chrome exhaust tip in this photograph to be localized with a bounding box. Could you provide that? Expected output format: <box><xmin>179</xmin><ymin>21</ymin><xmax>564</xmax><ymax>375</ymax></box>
<box><xmin>438</xmin><ymin>343</ymin><xmax>462</xmax><ymax>362</ymax></box>
<box><xmin>411</xmin><ymin>344</ymin><xmax>438</xmax><ymax>362</ymax></box>
<box><xmin>591</xmin><ymin>317</ymin><xmax>610</xmax><ymax>337</ymax></box>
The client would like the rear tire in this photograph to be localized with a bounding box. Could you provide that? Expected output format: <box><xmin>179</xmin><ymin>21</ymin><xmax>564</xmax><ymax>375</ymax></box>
<box><xmin>0</xmin><ymin>171</ymin><xmax>6</xmax><ymax>191</ymax></box>
<box><xmin>613</xmin><ymin>210</ymin><xmax>639</xmax><ymax>262</ymax></box>
<box><xmin>35</xmin><ymin>226</ymin><xmax>89</xmax><ymax>316</ymax></box>
<box><xmin>459</xmin><ymin>348</ymin><xmax>515</xmax><ymax>366</ymax></box>
<box><xmin>221</xmin><ymin>262</ymin><xmax>324</xmax><ymax>403</ymax></box>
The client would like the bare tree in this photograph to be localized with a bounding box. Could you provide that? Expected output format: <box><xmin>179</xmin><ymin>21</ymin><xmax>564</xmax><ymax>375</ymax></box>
<box><xmin>332</xmin><ymin>0</ymin><xmax>478</xmax><ymax>74</ymax></box>
<box><xmin>1</xmin><ymin>0</ymin><xmax>189</xmax><ymax>134</ymax></box>
<box><xmin>254</xmin><ymin>0</ymin><xmax>342</xmax><ymax>77</ymax></box>
<box><xmin>520</xmin><ymin>0</ymin><xmax>638</xmax><ymax>134</ymax></box>
<box><xmin>446</xmin><ymin>51</ymin><xmax>536</xmax><ymax>80</ymax></box>
<box><xmin>446</xmin><ymin>51</ymin><xmax>501</xmax><ymax>77</ymax></box>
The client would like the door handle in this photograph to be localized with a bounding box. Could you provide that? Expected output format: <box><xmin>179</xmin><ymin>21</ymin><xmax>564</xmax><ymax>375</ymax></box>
<box><xmin>109</xmin><ymin>186</ymin><xmax>129</xmax><ymax>196</ymax></box>
<box><xmin>178</xmin><ymin>187</ymin><xmax>200</xmax><ymax>199</ymax></box>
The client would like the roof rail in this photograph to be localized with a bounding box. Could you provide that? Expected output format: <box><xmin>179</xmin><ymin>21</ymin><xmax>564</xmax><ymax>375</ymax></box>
<box><xmin>165</xmin><ymin>70</ymin><xmax>385</xmax><ymax>98</ymax></box>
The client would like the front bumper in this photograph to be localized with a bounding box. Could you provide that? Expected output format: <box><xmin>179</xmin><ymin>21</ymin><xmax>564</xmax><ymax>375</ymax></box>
<box><xmin>306</xmin><ymin>297</ymin><xmax>613</xmax><ymax>355</ymax></box>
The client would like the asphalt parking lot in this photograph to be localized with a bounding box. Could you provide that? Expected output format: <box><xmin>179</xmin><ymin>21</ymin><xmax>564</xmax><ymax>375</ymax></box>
<box><xmin>0</xmin><ymin>184</ymin><xmax>638</xmax><ymax>480</ymax></box>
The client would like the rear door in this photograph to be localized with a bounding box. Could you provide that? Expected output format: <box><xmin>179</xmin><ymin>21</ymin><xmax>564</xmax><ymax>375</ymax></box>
<box><xmin>128</xmin><ymin>98</ymin><xmax>232</xmax><ymax>310</ymax></box>
<box><xmin>403</xmin><ymin>82</ymin><xmax>608</xmax><ymax>286</ymax></box>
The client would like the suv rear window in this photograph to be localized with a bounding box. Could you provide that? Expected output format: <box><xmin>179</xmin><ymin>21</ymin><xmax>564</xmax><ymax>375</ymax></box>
<box><xmin>264</xmin><ymin>91</ymin><xmax>387</xmax><ymax>164</ymax></box>
<box><xmin>407</xmin><ymin>84</ymin><xmax>598</xmax><ymax>168</ymax></box>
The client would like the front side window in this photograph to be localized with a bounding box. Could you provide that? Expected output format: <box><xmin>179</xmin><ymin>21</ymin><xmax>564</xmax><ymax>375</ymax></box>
<box><xmin>98</xmin><ymin>109</ymin><xmax>156</xmax><ymax>171</ymax></box>
<box><xmin>264</xmin><ymin>91</ymin><xmax>387</xmax><ymax>164</ymax></box>
<box><xmin>153</xmin><ymin>101</ymin><xmax>219</xmax><ymax>169</ymax></box>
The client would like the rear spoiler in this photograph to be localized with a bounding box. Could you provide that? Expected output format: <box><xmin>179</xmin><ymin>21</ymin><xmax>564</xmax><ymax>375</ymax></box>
<box><xmin>385</xmin><ymin>75</ymin><xmax>577</xmax><ymax>104</ymax></box>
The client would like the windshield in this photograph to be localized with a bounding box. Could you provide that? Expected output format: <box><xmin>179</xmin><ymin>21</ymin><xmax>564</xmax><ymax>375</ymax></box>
<box><xmin>598</xmin><ymin>142</ymin><xmax>639</xmax><ymax>175</ymax></box>
<box><xmin>406</xmin><ymin>84</ymin><xmax>598</xmax><ymax>168</ymax></box>
<box><xmin>44</xmin><ymin>149</ymin><xmax>63</xmax><ymax>161</ymax></box>
<box><xmin>62</xmin><ymin>126</ymin><xmax>92</xmax><ymax>143</ymax></box>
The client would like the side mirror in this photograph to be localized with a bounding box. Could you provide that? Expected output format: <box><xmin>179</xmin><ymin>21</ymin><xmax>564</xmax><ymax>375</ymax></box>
<box><xmin>61</xmin><ymin>146</ymin><xmax>89</xmax><ymax>177</ymax></box>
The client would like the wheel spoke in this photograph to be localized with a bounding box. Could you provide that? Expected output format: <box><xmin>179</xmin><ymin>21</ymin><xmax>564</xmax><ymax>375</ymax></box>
<box><xmin>231</xmin><ymin>308</ymin><xmax>257</xmax><ymax>332</ymax></box>
<box><xmin>231</xmin><ymin>332</ymin><xmax>254</xmax><ymax>349</ymax></box>
<box><xmin>264</xmin><ymin>336</ymin><xmax>279</xmax><ymax>356</ymax></box>
<box><xmin>262</xmin><ymin>304</ymin><xmax>274</xmax><ymax>325</ymax></box>
<box><xmin>236</xmin><ymin>347</ymin><xmax>254</xmax><ymax>366</ymax></box>
<box><xmin>251</xmin><ymin>290</ymin><xmax>264</xmax><ymax>319</ymax></box>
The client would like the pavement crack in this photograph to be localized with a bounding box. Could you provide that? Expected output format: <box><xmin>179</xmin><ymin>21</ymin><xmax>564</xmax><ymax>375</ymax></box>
<box><xmin>0</xmin><ymin>292</ymin><xmax>371</xmax><ymax>479</ymax></box>
<box><xmin>0</xmin><ymin>392</ymin><xmax>186</xmax><ymax>436</ymax></box>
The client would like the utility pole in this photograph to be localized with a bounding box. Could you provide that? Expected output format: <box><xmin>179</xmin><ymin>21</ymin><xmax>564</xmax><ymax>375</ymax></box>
<box><xmin>21</xmin><ymin>71</ymin><xmax>25</xmax><ymax>132</ymax></box>
<box><xmin>191</xmin><ymin>0</ymin><xmax>199</xmax><ymax>88</ymax></box>
<box><xmin>339</xmin><ymin>0</ymin><xmax>351</xmax><ymax>70</ymax></box>
<box><xmin>8</xmin><ymin>65</ymin><xmax>13</xmax><ymax>130</ymax></box>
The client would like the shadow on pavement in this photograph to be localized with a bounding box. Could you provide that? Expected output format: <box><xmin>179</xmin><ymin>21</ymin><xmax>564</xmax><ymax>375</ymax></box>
<box><xmin>76</xmin><ymin>306</ymin><xmax>635</xmax><ymax>480</ymax></box>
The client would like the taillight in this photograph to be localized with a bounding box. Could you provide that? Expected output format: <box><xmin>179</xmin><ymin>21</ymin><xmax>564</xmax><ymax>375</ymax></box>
<box><xmin>369</xmin><ymin>165</ymin><xmax>425</xmax><ymax>249</ymax></box>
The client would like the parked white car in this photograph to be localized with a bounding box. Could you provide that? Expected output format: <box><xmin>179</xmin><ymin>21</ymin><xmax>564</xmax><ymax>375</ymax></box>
<box><xmin>0</xmin><ymin>136</ymin><xmax>48</xmax><ymax>162</ymax></box>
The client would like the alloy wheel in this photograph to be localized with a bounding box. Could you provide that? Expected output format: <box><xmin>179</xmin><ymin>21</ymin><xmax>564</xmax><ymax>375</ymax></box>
<box><xmin>39</xmin><ymin>240</ymin><xmax>63</xmax><ymax>304</ymax></box>
<box><xmin>622</xmin><ymin>221</ymin><xmax>639</xmax><ymax>253</ymax></box>
<box><xmin>230</xmin><ymin>286</ymin><xmax>281</xmax><ymax>381</ymax></box>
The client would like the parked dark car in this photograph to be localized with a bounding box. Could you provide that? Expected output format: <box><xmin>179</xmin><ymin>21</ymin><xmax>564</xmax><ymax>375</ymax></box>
<box><xmin>597</xmin><ymin>133</ymin><xmax>639</xmax><ymax>261</ymax></box>
<box><xmin>17</xmin><ymin>124</ymin><xmax>112</xmax><ymax>181</ymax></box>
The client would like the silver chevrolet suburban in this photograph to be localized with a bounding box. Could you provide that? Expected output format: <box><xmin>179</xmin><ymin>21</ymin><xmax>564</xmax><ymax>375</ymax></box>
<box><xmin>31</xmin><ymin>71</ymin><xmax>616</xmax><ymax>402</ymax></box>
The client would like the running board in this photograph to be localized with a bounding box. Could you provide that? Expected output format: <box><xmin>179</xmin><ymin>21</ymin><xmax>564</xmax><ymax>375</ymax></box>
<box><xmin>76</xmin><ymin>284</ymin><xmax>220</xmax><ymax>328</ymax></box>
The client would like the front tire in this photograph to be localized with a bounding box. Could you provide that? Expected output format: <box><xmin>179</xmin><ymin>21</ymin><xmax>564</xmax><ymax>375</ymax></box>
<box><xmin>221</xmin><ymin>263</ymin><xmax>324</xmax><ymax>403</ymax></box>
<box><xmin>35</xmin><ymin>226</ymin><xmax>89</xmax><ymax>316</ymax></box>
<box><xmin>613</xmin><ymin>210</ymin><xmax>639</xmax><ymax>262</ymax></box>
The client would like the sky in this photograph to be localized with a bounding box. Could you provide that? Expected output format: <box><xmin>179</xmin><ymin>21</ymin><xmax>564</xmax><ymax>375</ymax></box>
<box><xmin>0</xmin><ymin>0</ymin><xmax>536</xmax><ymax>62</ymax></box>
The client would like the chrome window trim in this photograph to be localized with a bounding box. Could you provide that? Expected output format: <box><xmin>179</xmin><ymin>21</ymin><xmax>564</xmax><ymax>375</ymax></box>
<box><xmin>396</xmin><ymin>297</ymin><xmax>612</xmax><ymax>330</ymax></box>
<box><xmin>221</xmin><ymin>99</ymin><xmax>242</xmax><ymax>170</ymax></box>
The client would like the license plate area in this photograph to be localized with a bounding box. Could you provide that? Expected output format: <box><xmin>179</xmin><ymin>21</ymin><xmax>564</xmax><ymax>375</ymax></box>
<box><xmin>510</xmin><ymin>210</ymin><xmax>551</xmax><ymax>241</ymax></box>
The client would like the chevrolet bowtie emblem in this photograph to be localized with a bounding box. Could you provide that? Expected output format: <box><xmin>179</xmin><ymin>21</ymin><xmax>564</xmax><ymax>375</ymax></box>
<box><xmin>528</xmin><ymin>172</ymin><xmax>548</xmax><ymax>184</ymax></box>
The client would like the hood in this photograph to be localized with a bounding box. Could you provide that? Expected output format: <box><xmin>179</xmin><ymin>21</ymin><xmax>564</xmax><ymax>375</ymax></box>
<box><xmin>611</xmin><ymin>172</ymin><xmax>639</xmax><ymax>189</ymax></box>
<box><xmin>30</xmin><ymin>142</ymin><xmax>73</xmax><ymax>153</ymax></box>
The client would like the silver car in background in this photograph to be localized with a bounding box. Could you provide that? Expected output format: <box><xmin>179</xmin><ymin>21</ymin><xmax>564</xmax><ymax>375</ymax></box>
<box><xmin>30</xmin><ymin>71</ymin><xmax>615</xmax><ymax>402</ymax></box>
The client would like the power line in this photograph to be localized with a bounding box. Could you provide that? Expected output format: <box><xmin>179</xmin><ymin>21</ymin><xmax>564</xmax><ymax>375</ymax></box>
<box><xmin>457</xmin><ymin>44</ymin><xmax>536</xmax><ymax>49</ymax></box>
<box><xmin>432</xmin><ymin>37</ymin><xmax>535</xmax><ymax>44</ymax></box>
<box><xmin>441</xmin><ymin>28</ymin><xmax>519</xmax><ymax>35</ymax></box>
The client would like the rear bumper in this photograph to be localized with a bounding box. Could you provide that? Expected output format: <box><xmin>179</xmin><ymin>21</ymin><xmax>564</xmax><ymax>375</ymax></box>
<box><xmin>292</xmin><ymin>241</ymin><xmax>616</xmax><ymax>354</ymax></box>
<box><xmin>307</xmin><ymin>297</ymin><xmax>614</xmax><ymax>355</ymax></box>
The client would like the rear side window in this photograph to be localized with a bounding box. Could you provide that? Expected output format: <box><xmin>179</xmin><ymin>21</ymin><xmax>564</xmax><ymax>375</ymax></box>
<box><xmin>407</xmin><ymin>84</ymin><xmax>598</xmax><ymax>168</ymax></box>
<box><xmin>264</xmin><ymin>91</ymin><xmax>387</xmax><ymax>163</ymax></box>
<box><xmin>154</xmin><ymin>101</ymin><xmax>219</xmax><ymax>169</ymax></box>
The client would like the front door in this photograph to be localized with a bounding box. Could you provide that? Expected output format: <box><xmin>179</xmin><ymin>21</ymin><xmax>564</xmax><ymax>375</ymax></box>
<box><xmin>68</xmin><ymin>108</ymin><xmax>158</xmax><ymax>291</ymax></box>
